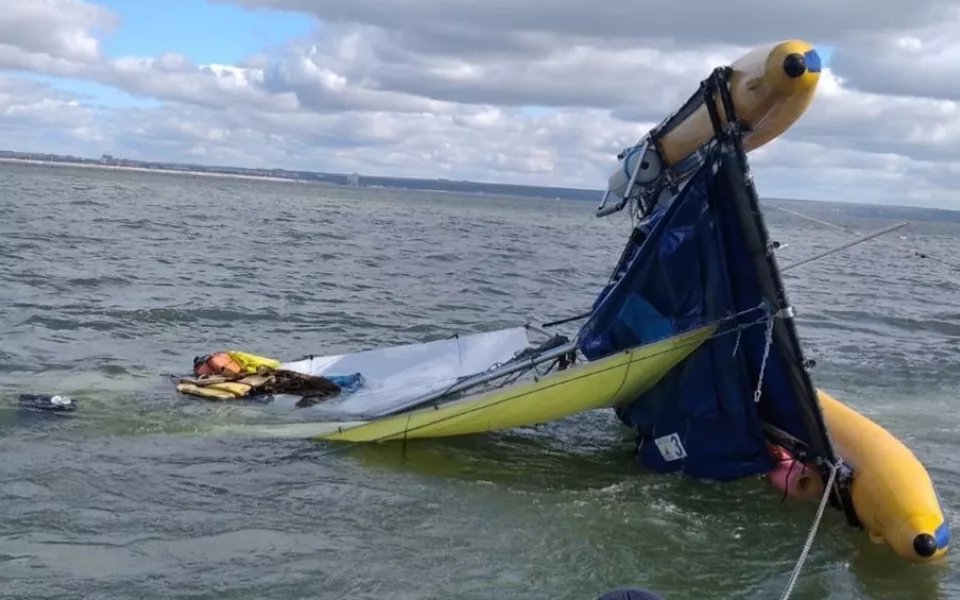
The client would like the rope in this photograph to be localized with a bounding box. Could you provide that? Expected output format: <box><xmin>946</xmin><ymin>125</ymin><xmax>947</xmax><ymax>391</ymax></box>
<box><xmin>778</xmin><ymin>459</ymin><xmax>841</xmax><ymax>600</ymax></box>
<box><xmin>747</xmin><ymin>302</ymin><xmax>838</xmax><ymax>600</ymax></box>
<box><xmin>753</xmin><ymin>303</ymin><xmax>775</xmax><ymax>404</ymax></box>
<box><xmin>746</xmin><ymin>296</ymin><xmax>841</xmax><ymax>600</ymax></box>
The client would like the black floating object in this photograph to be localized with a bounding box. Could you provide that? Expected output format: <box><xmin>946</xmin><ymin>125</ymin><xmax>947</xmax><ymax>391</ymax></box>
<box><xmin>595</xmin><ymin>589</ymin><xmax>665</xmax><ymax>600</ymax></box>
<box><xmin>914</xmin><ymin>533</ymin><xmax>938</xmax><ymax>558</ymax></box>
<box><xmin>783</xmin><ymin>52</ymin><xmax>807</xmax><ymax>78</ymax></box>
<box><xmin>18</xmin><ymin>394</ymin><xmax>78</xmax><ymax>415</ymax></box>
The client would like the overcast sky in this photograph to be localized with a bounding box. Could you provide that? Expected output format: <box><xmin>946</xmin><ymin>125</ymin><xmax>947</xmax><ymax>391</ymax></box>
<box><xmin>2</xmin><ymin>0</ymin><xmax>959</xmax><ymax>207</ymax></box>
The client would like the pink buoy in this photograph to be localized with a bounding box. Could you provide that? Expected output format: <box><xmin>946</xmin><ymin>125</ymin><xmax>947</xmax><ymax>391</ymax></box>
<box><xmin>766</xmin><ymin>445</ymin><xmax>824</xmax><ymax>501</ymax></box>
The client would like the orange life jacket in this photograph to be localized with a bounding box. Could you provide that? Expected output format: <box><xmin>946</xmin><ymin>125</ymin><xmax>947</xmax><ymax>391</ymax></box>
<box><xmin>193</xmin><ymin>352</ymin><xmax>244</xmax><ymax>378</ymax></box>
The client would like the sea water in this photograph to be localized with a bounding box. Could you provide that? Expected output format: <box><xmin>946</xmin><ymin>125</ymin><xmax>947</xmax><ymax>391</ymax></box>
<box><xmin>1</xmin><ymin>162</ymin><xmax>958</xmax><ymax>600</ymax></box>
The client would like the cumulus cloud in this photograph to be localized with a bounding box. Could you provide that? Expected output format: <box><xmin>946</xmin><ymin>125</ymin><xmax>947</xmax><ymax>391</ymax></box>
<box><xmin>0</xmin><ymin>75</ymin><xmax>97</xmax><ymax>149</ymax></box>
<box><xmin>1</xmin><ymin>0</ymin><xmax>960</xmax><ymax>206</ymax></box>
<box><xmin>216</xmin><ymin>0</ymin><xmax>956</xmax><ymax>51</ymax></box>
<box><xmin>0</xmin><ymin>0</ymin><xmax>115</xmax><ymax>74</ymax></box>
<box><xmin>830</xmin><ymin>19</ymin><xmax>960</xmax><ymax>102</ymax></box>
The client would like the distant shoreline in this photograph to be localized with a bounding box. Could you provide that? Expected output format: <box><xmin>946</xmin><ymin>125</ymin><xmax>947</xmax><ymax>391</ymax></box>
<box><xmin>0</xmin><ymin>158</ymin><xmax>560</xmax><ymax>201</ymax></box>
<box><xmin>3</xmin><ymin>155</ymin><xmax>953</xmax><ymax>214</ymax></box>
<box><xmin>0</xmin><ymin>151</ymin><xmax>605</xmax><ymax>201</ymax></box>
<box><xmin>0</xmin><ymin>157</ymin><xmax>302</xmax><ymax>184</ymax></box>
<box><xmin>0</xmin><ymin>156</ymin><xmax>579</xmax><ymax>202</ymax></box>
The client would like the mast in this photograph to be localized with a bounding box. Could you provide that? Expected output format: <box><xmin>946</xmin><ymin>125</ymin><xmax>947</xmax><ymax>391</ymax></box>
<box><xmin>698</xmin><ymin>67</ymin><xmax>861</xmax><ymax>528</ymax></box>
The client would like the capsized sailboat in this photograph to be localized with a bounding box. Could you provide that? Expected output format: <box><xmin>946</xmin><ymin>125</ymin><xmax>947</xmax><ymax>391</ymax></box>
<box><xmin>174</xmin><ymin>40</ymin><xmax>948</xmax><ymax>565</ymax></box>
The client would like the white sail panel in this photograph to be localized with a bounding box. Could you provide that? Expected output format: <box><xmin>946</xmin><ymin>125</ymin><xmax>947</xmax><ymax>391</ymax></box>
<box><xmin>276</xmin><ymin>327</ymin><xmax>532</xmax><ymax>418</ymax></box>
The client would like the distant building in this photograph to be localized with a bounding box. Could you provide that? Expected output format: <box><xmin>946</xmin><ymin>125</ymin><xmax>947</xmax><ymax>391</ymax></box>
<box><xmin>101</xmin><ymin>154</ymin><xmax>114</xmax><ymax>165</ymax></box>
<box><xmin>347</xmin><ymin>172</ymin><xmax>360</xmax><ymax>187</ymax></box>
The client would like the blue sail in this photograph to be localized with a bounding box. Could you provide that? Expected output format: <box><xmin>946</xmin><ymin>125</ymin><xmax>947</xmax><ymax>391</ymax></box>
<box><xmin>577</xmin><ymin>144</ymin><xmax>836</xmax><ymax>482</ymax></box>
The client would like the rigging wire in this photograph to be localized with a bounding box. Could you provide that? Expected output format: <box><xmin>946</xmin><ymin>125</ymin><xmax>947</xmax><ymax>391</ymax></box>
<box><xmin>770</xmin><ymin>204</ymin><xmax>960</xmax><ymax>272</ymax></box>
<box><xmin>543</xmin><ymin>217</ymin><xmax>911</xmax><ymax>329</ymax></box>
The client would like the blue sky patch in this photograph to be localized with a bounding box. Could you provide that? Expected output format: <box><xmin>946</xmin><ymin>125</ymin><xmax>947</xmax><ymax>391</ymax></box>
<box><xmin>95</xmin><ymin>0</ymin><xmax>318</xmax><ymax>65</ymax></box>
<box><xmin>815</xmin><ymin>44</ymin><xmax>835</xmax><ymax>67</ymax></box>
<box><xmin>520</xmin><ymin>105</ymin><xmax>558</xmax><ymax>116</ymax></box>
<box><xmin>30</xmin><ymin>0</ymin><xmax>319</xmax><ymax>108</ymax></box>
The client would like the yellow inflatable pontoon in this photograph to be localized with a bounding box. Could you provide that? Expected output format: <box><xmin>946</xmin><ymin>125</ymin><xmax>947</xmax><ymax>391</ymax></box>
<box><xmin>600</xmin><ymin>39</ymin><xmax>822</xmax><ymax>215</ymax></box>
<box><xmin>819</xmin><ymin>390</ymin><xmax>949</xmax><ymax>563</ymax></box>
<box><xmin>658</xmin><ymin>39</ymin><xmax>822</xmax><ymax>166</ymax></box>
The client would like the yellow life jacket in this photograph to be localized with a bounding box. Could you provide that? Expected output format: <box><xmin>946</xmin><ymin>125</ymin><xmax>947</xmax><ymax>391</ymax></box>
<box><xmin>226</xmin><ymin>350</ymin><xmax>282</xmax><ymax>374</ymax></box>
